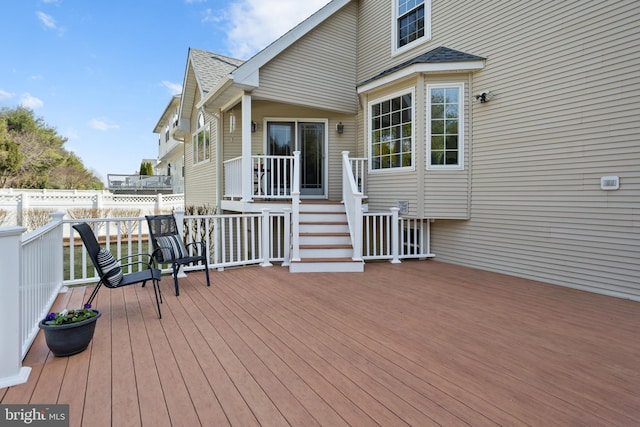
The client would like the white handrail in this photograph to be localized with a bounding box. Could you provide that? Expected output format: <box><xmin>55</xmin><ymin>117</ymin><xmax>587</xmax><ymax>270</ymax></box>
<box><xmin>342</xmin><ymin>151</ymin><xmax>363</xmax><ymax>261</ymax></box>
<box><xmin>291</xmin><ymin>151</ymin><xmax>301</xmax><ymax>262</ymax></box>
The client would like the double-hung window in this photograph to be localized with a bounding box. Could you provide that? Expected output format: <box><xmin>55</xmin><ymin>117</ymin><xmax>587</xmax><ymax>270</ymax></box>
<box><xmin>427</xmin><ymin>83</ymin><xmax>464</xmax><ymax>169</ymax></box>
<box><xmin>394</xmin><ymin>0</ymin><xmax>431</xmax><ymax>53</ymax></box>
<box><xmin>193</xmin><ymin>112</ymin><xmax>210</xmax><ymax>164</ymax></box>
<box><xmin>369</xmin><ymin>90</ymin><xmax>414</xmax><ymax>171</ymax></box>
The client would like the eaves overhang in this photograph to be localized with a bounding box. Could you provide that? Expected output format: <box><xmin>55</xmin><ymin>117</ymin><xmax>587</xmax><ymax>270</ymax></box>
<box><xmin>357</xmin><ymin>46</ymin><xmax>486</xmax><ymax>94</ymax></box>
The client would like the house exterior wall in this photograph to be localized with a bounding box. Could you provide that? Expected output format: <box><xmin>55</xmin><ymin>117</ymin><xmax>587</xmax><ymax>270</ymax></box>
<box><xmin>357</xmin><ymin>0</ymin><xmax>640</xmax><ymax>299</ymax></box>
<box><xmin>184</xmin><ymin>90</ymin><xmax>218</xmax><ymax>208</ymax></box>
<box><xmin>253</xmin><ymin>1</ymin><xmax>358</xmax><ymax>114</ymax></box>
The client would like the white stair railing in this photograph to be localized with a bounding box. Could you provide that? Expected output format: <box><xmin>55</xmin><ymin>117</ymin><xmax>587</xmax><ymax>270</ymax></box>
<box><xmin>342</xmin><ymin>151</ymin><xmax>363</xmax><ymax>261</ymax></box>
<box><xmin>291</xmin><ymin>151</ymin><xmax>301</xmax><ymax>262</ymax></box>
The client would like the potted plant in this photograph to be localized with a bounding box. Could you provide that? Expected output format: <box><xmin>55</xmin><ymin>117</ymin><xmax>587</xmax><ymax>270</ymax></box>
<box><xmin>38</xmin><ymin>304</ymin><xmax>102</xmax><ymax>357</ymax></box>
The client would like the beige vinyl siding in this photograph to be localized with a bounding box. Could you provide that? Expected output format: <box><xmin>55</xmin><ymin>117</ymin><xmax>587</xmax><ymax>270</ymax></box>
<box><xmin>423</xmin><ymin>1</ymin><xmax>640</xmax><ymax>299</ymax></box>
<box><xmin>254</xmin><ymin>2</ymin><xmax>358</xmax><ymax>114</ymax></box>
<box><xmin>184</xmin><ymin>91</ymin><xmax>217</xmax><ymax>208</ymax></box>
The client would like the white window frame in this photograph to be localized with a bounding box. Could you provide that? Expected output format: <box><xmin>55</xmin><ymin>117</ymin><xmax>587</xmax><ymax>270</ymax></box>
<box><xmin>193</xmin><ymin>112</ymin><xmax>210</xmax><ymax>165</ymax></box>
<box><xmin>392</xmin><ymin>0</ymin><xmax>432</xmax><ymax>56</ymax></box>
<box><xmin>426</xmin><ymin>82</ymin><xmax>464</xmax><ymax>170</ymax></box>
<box><xmin>368</xmin><ymin>88</ymin><xmax>416</xmax><ymax>173</ymax></box>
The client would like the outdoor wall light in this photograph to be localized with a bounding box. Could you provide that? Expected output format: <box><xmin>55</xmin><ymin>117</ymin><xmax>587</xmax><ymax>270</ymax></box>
<box><xmin>473</xmin><ymin>90</ymin><xmax>494</xmax><ymax>103</ymax></box>
<box><xmin>251</xmin><ymin>121</ymin><xmax>258</xmax><ymax>133</ymax></box>
<box><xmin>336</xmin><ymin>122</ymin><xmax>344</xmax><ymax>134</ymax></box>
<box><xmin>229</xmin><ymin>111</ymin><xmax>236</xmax><ymax>133</ymax></box>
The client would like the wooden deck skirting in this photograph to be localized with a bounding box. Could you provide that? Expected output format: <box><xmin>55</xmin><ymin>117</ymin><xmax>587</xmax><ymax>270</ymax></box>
<box><xmin>2</xmin><ymin>261</ymin><xmax>639</xmax><ymax>426</ymax></box>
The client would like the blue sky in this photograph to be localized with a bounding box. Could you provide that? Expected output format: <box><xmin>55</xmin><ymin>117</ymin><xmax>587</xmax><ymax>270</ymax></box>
<box><xmin>0</xmin><ymin>0</ymin><xmax>330</xmax><ymax>184</ymax></box>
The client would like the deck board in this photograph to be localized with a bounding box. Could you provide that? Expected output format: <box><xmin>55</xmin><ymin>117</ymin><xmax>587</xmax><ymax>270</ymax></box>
<box><xmin>2</xmin><ymin>260</ymin><xmax>639</xmax><ymax>426</ymax></box>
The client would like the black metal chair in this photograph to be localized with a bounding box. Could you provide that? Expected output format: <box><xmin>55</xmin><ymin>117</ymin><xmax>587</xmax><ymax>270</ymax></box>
<box><xmin>145</xmin><ymin>214</ymin><xmax>211</xmax><ymax>296</ymax></box>
<box><xmin>72</xmin><ymin>223</ymin><xmax>163</xmax><ymax>318</ymax></box>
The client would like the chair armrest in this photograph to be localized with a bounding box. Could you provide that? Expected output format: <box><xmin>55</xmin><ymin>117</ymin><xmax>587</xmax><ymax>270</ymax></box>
<box><xmin>117</xmin><ymin>253</ymin><xmax>155</xmax><ymax>270</ymax></box>
<box><xmin>185</xmin><ymin>241</ymin><xmax>207</xmax><ymax>255</ymax></box>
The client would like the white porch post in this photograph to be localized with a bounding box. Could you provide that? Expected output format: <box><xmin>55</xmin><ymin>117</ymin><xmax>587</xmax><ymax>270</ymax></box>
<box><xmin>173</xmin><ymin>209</ymin><xmax>186</xmax><ymax>277</ymax></box>
<box><xmin>390</xmin><ymin>207</ymin><xmax>401</xmax><ymax>264</ymax></box>
<box><xmin>260</xmin><ymin>208</ymin><xmax>272</xmax><ymax>267</ymax></box>
<box><xmin>0</xmin><ymin>226</ymin><xmax>32</xmax><ymax>388</ymax></box>
<box><xmin>241</xmin><ymin>92</ymin><xmax>253</xmax><ymax>202</ymax></box>
<box><xmin>282</xmin><ymin>208</ymin><xmax>291</xmax><ymax>266</ymax></box>
<box><xmin>291</xmin><ymin>151</ymin><xmax>301</xmax><ymax>262</ymax></box>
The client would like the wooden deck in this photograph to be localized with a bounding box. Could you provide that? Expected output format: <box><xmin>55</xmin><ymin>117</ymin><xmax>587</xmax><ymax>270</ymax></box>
<box><xmin>2</xmin><ymin>260</ymin><xmax>639</xmax><ymax>426</ymax></box>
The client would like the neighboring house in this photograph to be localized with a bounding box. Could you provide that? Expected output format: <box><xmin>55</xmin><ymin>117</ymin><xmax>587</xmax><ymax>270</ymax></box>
<box><xmin>170</xmin><ymin>1</ymin><xmax>640</xmax><ymax>300</ymax></box>
<box><xmin>153</xmin><ymin>95</ymin><xmax>185</xmax><ymax>194</ymax></box>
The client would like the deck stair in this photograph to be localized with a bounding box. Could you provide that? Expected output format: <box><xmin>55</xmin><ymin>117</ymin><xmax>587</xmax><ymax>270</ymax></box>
<box><xmin>290</xmin><ymin>201</ymin><xmax>364</xmax><ymax>273</ymax></box>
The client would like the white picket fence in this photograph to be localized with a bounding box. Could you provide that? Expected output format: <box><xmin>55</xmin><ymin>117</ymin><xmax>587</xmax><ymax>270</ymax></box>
<box><xmin>0</xmin><ymin>189</ymin><xmax>184</xmax><ymax>230</ymax></box>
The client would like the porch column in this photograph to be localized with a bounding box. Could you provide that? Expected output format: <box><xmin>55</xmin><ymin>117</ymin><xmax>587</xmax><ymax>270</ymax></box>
<box><xmin>241</xmin><ymin>92</ymin><xmax>253</xmax><ymax>202</ymax></box>
<box><xmin>0</xmin><ymin>226</ymin><xmax>32</xmax><ymax>388</ymax></box>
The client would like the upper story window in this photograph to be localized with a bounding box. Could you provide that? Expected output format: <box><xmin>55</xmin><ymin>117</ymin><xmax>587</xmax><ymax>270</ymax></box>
<box><xmin>164</xmin><ymin>126</ymin><xmax>170</xmax><ymax>143</ymax></box>
<box><xmin>369</xmin><ymin>89</ymin><xmax>414</xmax><ymax>171</ymax></box>
<box><xmin>393</xmin><ymin>0</ymin><xmax>431</xmax><ymax>54</ymax></box>
<box><xmin>427</xmin><ymin>83</ymin><xmax>464</xmax><ymax>169</ymax></box>
<box><xmin>193</xmin><ymin>112</ymin><xmax>210</xmax><ymax>164</ymax></box>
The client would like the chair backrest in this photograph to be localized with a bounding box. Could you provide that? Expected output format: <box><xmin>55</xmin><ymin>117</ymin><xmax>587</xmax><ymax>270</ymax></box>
<box><xmin>73</xmin><ymin>223</ymin><xmax>101</xmax><ymax>269</ymax></box>
<box><xmin>145</xmin><ymin>215</ymin><xmax>183</xmax><ymax>261</ymax></box>
<box><xmin>73</xmin><ymin>222</ymin><xmax>124</xmax><ymax>287</ymax></box>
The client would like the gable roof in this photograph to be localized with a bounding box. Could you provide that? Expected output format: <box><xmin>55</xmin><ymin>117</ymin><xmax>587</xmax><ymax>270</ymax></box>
<box><xmin>199</xmin><ymin>0</ymin><xmax>352</xmax><ymax>111</ymax></box>
<box><xmin>357</xmin><ymin>46</ymin><xmax>486</xmax><ymax>93</ymax></box>
<box><xmin>230</xmin><ymin>0</ymin><xmax>351</xmax><ymax>87</ymax></box>
<box><xmin>189</xmin><ymin>48</ymin><xmax>244</xmax><ymax>94</ymax></box>
<box><xmin>178</xmin><ymin>48</ymin><xmax>244</xmax><ymax>128</ymax></box>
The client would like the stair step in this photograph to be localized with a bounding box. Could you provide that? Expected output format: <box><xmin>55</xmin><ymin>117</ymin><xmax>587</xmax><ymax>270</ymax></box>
<box><xmin>300</xmin><ymin>244</ymin><xmax>352</xmax><ymax>249</ymax></box>
<box><xmin>289</xmin><ymin>258</ymin><xmax>365</xmax><ymax>273</ymax></box>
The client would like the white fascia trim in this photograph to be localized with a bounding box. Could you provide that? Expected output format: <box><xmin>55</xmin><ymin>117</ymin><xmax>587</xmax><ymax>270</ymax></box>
<box><xmin>232</xmin><ymin>0</ymin><xmax>351</xmax><ymax>86</ymax></box>
<box><xmin>357</xmin><ymin>60</ymin><xmax>485</xmax><ymax>94</ymax></box>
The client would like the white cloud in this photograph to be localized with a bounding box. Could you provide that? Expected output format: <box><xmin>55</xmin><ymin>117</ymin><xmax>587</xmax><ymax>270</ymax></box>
<box><xmin>20</xmin><ymin>93</ymin><xmax>44</xmax><ymax>109</ymax></box>
<box><xmin>36</xmin><ymin>11</ymin><xmax>65</xmax><ymax>35</ymax></box>
<box><xmin>221</xmin><ymin>0</ymin><xmax>332</xmax><ymax>59</ymax></box>
<box><xmin>36</xmin><ymin>11</ymin><xmax>57</xmax><ymax>29</ymax></box>
<box><xmin>0</xmin><ymin>89</ymin><xmax>15</xmax><ymax>100</ymax></box>
<box><xmin>162</xmin><ymin>80</ymin><xmax>183</xmax><ymax>95</ymax></box>
<box><xmin>89</xmin><ymin>119</ymin><xmax>119</xmax><ymax>131</ymax></box>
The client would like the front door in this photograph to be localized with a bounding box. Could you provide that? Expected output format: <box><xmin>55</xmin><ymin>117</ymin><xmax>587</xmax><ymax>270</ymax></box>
<box><xmin>267</xmin><ymin>121</ymin><xmax>326</xmax><ymax>197</ymax></box>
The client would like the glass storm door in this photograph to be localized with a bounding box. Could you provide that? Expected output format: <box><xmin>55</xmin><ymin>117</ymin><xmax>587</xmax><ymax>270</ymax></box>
<box><xmin>298</xmin><ymin>123</ymin><xmax>324</xmax><ymax>196</ymax></box>
<box><xmin>267</xmin><ymin>121</ymin><xmax>325</xmax><ymax>197</ymax></box>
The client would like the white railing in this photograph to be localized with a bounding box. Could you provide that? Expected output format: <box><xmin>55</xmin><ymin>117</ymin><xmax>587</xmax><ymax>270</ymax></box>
<box><xmin>223</xmin><ymin>157</ymin><xmax>243</xmax><ymax>198</ymax></box>
<box><xmin>63</xmin><ymin>210</ymin><xmax>290</xmax><ymax>285</ymax></box>
<box><xmin>291</xmin><ymin>151</ymin><xmax>301</xmax><ymax>262</ymax></box>
<box><xmin>362</xmin><ymin>211</ymin><xmax>435</xmax><ymax>261</ymax></box>
<box><xmin>252</xmin><ymin>155</ymin><xmax>295</xmax><ymax>200</ymax></box>
<box><xmin>350</xmin><ymin>157</ymin><xmax>368</xmax><ymax>194</ymax></box>
<box><xmin>0</xmin><ymin>211</ymin><xmax>65</xmax><ymax>387</ymax></box>
<box><xmin>223</xmin><ymin>155</ymin><xmax>296</xmax><ymax>201</ymax></box>
<box><xmin>342</xmin><ymin>151</ymin><xmax>363</xmax><ymax>261</ymax></box>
